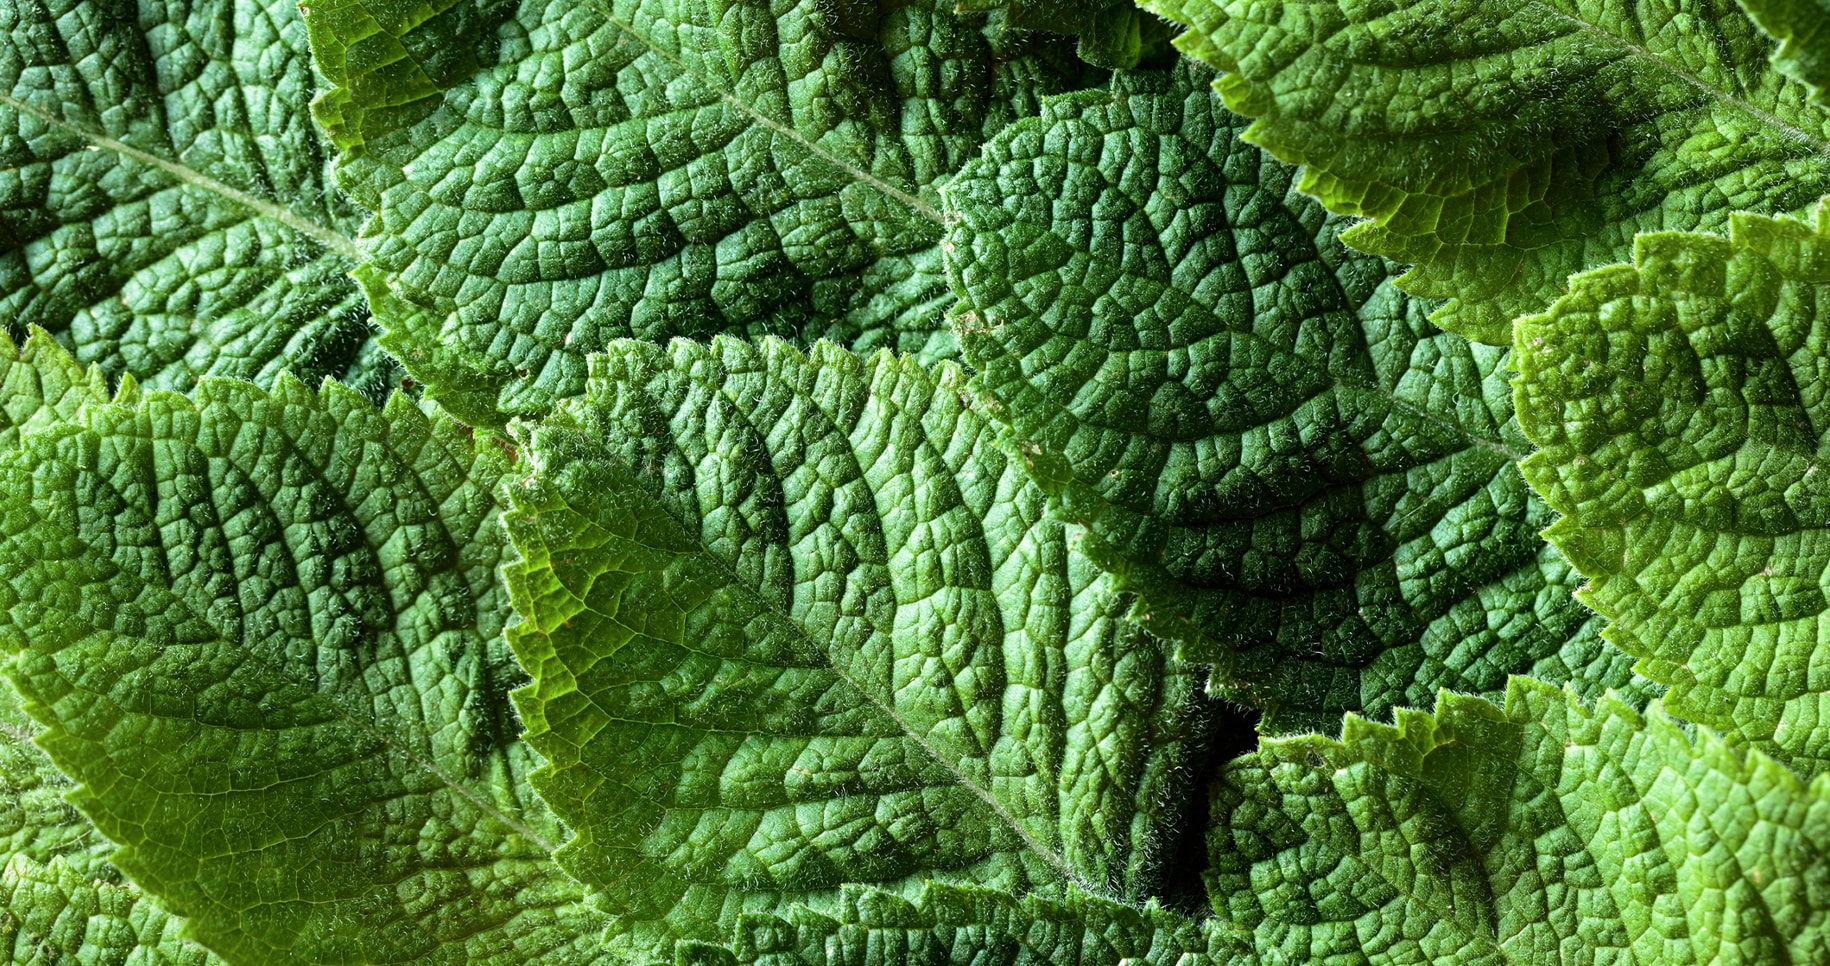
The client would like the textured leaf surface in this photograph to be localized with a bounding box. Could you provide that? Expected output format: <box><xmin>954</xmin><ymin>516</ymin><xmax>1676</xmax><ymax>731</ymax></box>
<box><xmin>946</xmin><ymin>64</ymin><xmax>1647</xmax><ymax>732</ymax></box>
<box><xmin>1144</xmin><ymin>0</ymin><xmax>1830</xmax><ymax>343</ymax></box>
<box><xmin>956</xmin><ymin>1</ymin><xmax>1173</xmax><ymax>69</ymax></box>
<box><xmin>1517</xmin><ymin>204</ymin><xmax>1830</xmax><ymax>777</ymax></box>
<box><xmin>1212</xmin><ymin>677</ymin><xmax>1830</xmax><ymax>964</ymax></box>
<box><xmin>3</xmin><ymin>855</ymin><xmax>219</xmax><ymax>965</ymax></box>
<box><xmin>502</xmin><ymin>337</ymin><xmax>1216</xmax><ymax>961</ymax></box>
<box><xmin>0</xmin><ymin>328</ymin><xmax>113</xmax><ymax>470</ymax></box>
<box><xmin>0</xmin><ymin>0</ymin><xmax>390</xmax><ymax>394</ymax></box>
<box><xmin>0</xmin><ymin>370</ymin><xmax>610</xmax><ymax>964</ymax></box>
<box><xmin>306</xmin><ymin>0</ymin><xmax>1099</xmax><ymax>423</ymax></box>
<box><xmin>1</xmin><ymin>679</ymin><xmax>107</xmax><ymax>881</ymax></box>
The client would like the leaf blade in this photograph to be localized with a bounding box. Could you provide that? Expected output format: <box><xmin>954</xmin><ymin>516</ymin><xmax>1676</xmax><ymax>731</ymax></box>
<box><xmin>1143</xmin><ymin>0</ymin><xmax>1830</xmax><ymax>343</ymax></box>
<box><xmin>503</xmin><ymin>336</ymin><xmax>1214</xmax><ymax>960</ymax></box>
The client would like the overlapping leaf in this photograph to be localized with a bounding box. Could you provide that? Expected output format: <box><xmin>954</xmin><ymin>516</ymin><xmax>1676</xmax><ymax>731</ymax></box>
<box><xmin>0</xmin><ymin>348</ymin><xmax>609</xmax><ymax>965</ymax></box>
<box><xmin>1739</xmin><ymin>0</ymin><xmax>1830</xmax><ymax>98</ymax></box>
<box><xmin>3</xmin><ymin>855</ymin><xmax>220</xmax><ymax>965</ymax></box>
<box><xmin>0</xmin><ymin>0</ymin><xmax>394</xmax><ymax>395</ymax></box>
<box><xmin>956</xmin><ymin>1</ymin><xmax>1173</xmax><ymax>69</ymax></box>
<box><xmin>1144</xmin><ymin>0</ymin><xmax>1830</xmax><ymax>344</ymax></box>
<box><xmin>502</xmin><ymin>336</ymin><xmax>1218</xmax><ymax>961</ymax></box>
<box><xmin>304</xmin><ymin>0</ymin><xmax>1098</xmax><ymax>424</ymax></box>
<box><xmin>945</xmin><ymin>64</ymin><xmax>1647</xmax><ymax>733</ymax></box>
<box><xmin>1517</xmin><ymin>203</ymin><xmax>1830</xmax><ymax>776</ymax></box>
<box><xmin>1212</xmin><ymin>677</ymin><xmax>1830</xmax><ymax>964</ymax></box>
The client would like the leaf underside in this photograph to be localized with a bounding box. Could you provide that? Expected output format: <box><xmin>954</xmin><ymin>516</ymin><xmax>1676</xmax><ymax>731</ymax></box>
<box><xmin>945</xmin><ymin>63</ymin><xmax>1650</xmax><ymax>732</ymax></box>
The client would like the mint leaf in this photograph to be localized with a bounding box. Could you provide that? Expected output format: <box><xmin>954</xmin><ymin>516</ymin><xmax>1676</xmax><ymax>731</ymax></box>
<box><xmin>0</xmin><ymin>327</ymin><xmax>115</xmax><ymax>458</ymax></box>
<box><xmin>304</xmin><ymin>0</ymin><xmax>1097</xmax><ymax>423</ymax></box>
<box><xmin>1</xmin><ymin>680</ymin><xmax>105</xmax><ymax>880</ymax></box>
<box><xmin>945</xmin><ymin>64</ymin><xmax>1649</xmax><ymax>732</ymax></box>
<box><xmin>0</xmin><ymin>0</ymin><xmax>387</xmax><ymax>394</ymax></box>
<box><xmin>1142</xmin><ymin>0</ymin><xmax>1830</xmax><ymax>344</ymax></box>
<box><xmin>956</xmin><ymin>2</ymin><xmax>1174</xmax><ymax>69</ymax></box>
<box><xmin>1740</xmin><ymin>0</ymin><xmax>1830</xmax><ymax>98</ymax></box>
<box><xmin>3</xmin><ymin>855</ymin><xmax>221</xmax><ymax>965</ymax></box>
<box><xmin>502</xmin><ymin>337</ymin><xmax>1217</xmax><ymax>961</ymax></box>
<box><xmin>1212</xmin><ymin>678</ymin><xmax>1830</xmax><ymax>963</ymax></box>
<box><xmin>1517</xmin><ymin>203</ymin><xmax>1830</xmax><ymax>776</ymax></box>
<box><xmin>0</xmin><ymin>367</ymin><xmax>609</xmax><ymax>964</ymax></box>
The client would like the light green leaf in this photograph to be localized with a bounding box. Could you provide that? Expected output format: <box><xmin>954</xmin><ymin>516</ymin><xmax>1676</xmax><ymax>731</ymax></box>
<box><xmin>1142</xmin><ymin>0</ymin><xmax>1830</xmax><ymax>344</ymax></box>
<box><xmin>0</xmin><ymin>327</ymin><xmax>115</xmax><ymax>461</ymax></box>
<box><xmin>304</xmin><ymin>0</ymin><xmax>1097</xmax><ymax>423</ymax></box>
<box><xmin>0</xmin><ymin>366</ymin><xmax>610</xmax><ymax>964</ymax></box>
<box><xmin>955</xmin><ymin>1</ymin><xmax>1174</xmax><ymax>69</ymax></box>
<box><xmin>3</xmin><ymin>855</ymin><xmax>221</xmax><ymax>966</ymax></box>
<box><xmin>1211</xmin><ymin>677</ymin><xmax>1830</xmax><ymax>964</ymax></box>
<box><xmin>0</xmin><ymin>0</ymin><xmax>390</xmax><ymax>395</ymax></box>
<box><xmin>1</xmin><ymin>678</ymin><xmax>107</xmax><ymax>882</ymax></box>
<box><xmin>1740</xmin><ymin>0</ymin><xmax>1830</xmax><ymax>98</ymax></box>
<box><xmin>945</xmin><ymin>63</ymin><xmax>1649</xmax><ymax>733</ymax></box>
<box><xmin>1516</xmin><ymin>203</ymin><xmax>1830</xmax><ymax>776</ymax></box>
<box><xmin>502</xmin><ymin>336</ymin><xmax>1219</xmax><ymax>961</ymax></box>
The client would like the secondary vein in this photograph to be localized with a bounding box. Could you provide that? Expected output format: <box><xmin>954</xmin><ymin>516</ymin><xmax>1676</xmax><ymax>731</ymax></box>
<box><xmin>581</xmin><ymin>1</ymin><xmax>949</xmax><ymax>227</ymax></box>
<box><xmin>0</xmin><ymin>93</ymin><xmax>361</xmax><ymax>259</ymax></box>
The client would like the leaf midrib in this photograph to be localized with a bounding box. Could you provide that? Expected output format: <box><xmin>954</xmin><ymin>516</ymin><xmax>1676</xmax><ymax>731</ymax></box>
<box><xmin>579</xmin><ymin>0</ymin><xmax>947</xmax><ymax>227</ymax></box>
<box><xmin>0</xmin><ymin>93</ymin><xmax>360</xmax><ymax>259</ymax></box>
<box><xmin>21</xmin><ymin>390</ymin><xmax>556</xmax><ymax>864</ymax></box>
<box><xmin>591</xmin><ymin>373</ymin><xmax>1109</xmax><ymax>903</ymax></box>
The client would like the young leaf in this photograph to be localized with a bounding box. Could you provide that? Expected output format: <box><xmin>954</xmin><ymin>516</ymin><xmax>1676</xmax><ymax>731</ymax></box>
<box><xmin>304</xmin><ymin>0</ymin><xmax>1097</xmax><ymax>424</ymax></box>
<box><xmin>0</xmin><ymin>0</ymin><xmax>387</xmax><ymax>394</ymax></box>
<box><xmin>1142</xmin><ymin>0</ymin><xmax>1830</xmax><ymax>344</ymax></box>
<box><xmin>1517</xmin><ymin>203</ymin><xmax>1830</xmax><ymax>776</ymax></box>
<box><xmin>0</xmin><ymin>363</ymin><xmax>610</xmax><ymax>964</ymax></box>
<box><xmin>945</xmin><ymin>64</ymin><xmax>1648</xmax><ymax>733</ymax></box>
<box><xmin>502</xmin><ymin>337</ymin><xmax>1219</xmax><ymax>961</ymax></box>
<box><xmin>0</xmin><ymin>327</ymin><xmax>116</xmax><ymax>460</ymax></box>
<box><xmin>1212</xmin><ymin>677</ymin><xmax>1830</xmax><ymax>963</ymax></box>
<box><xmin>3</xmin><ymin>855</ymin><xmax>221</xmax><ymax>965</ymax></box>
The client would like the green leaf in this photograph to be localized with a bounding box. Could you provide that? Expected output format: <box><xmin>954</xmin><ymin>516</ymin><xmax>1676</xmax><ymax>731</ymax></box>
<box><xmin>1211</xmin><ymin>677</ymin><xmax>1830</xmax><ymax>964</ymax></box>
<box><xmin>616</xmin><ymin>882</ymin><xmax>1230</xmax><ymax>966</ymax></box>
<box><xmin>1740</xmin><ymin>0</ymin><xmax>1830</xmax><ymax>98</ymax></box>
<box><xmin>304</xmin><ymin>0</ymin><xmax>1098</xmax><ymax>422</ymax></box>
<box><xmin>0</xmin><ymin>368</ymin><xmax>611</xmax><ymax>964</ymax></box>
<box><xmin>0</xmin><ymin>0</ymin><xmax>388</xmax><ymax>393</ymax></box>
<box><xmin>1</xmin><ymin>678</ymin><xmax>107</xmax><ymax>881</ymax></box>
<box><xmin>1141</xmin><ymin>0</ymin><xmax>1830</xmax><ymax>344</ymax></box>
<box><xmin>0</xmin><ymin>327</ymin><xmax>115</xmax><ymax>462</ymax></box>
<box><xmin>955</xmin><ymin>1</ymin><xmax>1174</xmax><ymax>69</ymax></box>
<box><xmin>1516</xmin><ymin>203</ymin><xmax>1830</xmax><ymax>776</ymax></box>
<box><xmin>3</xmin><ymin>855</ymin><xmax>222</xmax><ymax>965</ymax></box>
<box><xmin>502</xmin><ymin>337</ymin><xmax>1219</xmax><ymax>961</ymax></box>
<box><xmin>944</xmin><ymin>63</ymin><xmax>1650</xmax><ymax>733</ymax></box>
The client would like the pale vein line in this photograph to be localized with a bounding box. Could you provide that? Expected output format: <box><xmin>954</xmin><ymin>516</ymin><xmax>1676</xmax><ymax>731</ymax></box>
<box><xmin>579</xmin><ymin>1</ymin><xmax>948</xmax><ymax>226</ymax></box>
<box><xmin>1533</xmin><ymin>4</ymin><xmax>1830</xmax><ymax>158</ymax></box>
<box><xmin>682</xmin><ymin>532</ymin><xmax>1094</xmax><ymax>894</ymax></box>
<box><xmin>0</xmin><ymin>93</ymin><xmax>361</xmax><ymax>259</ymax></box>
<box><xmin>582</xmin><ymin>444</ymin><xmax>1099</xmax><ymax>898</ymax></box>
